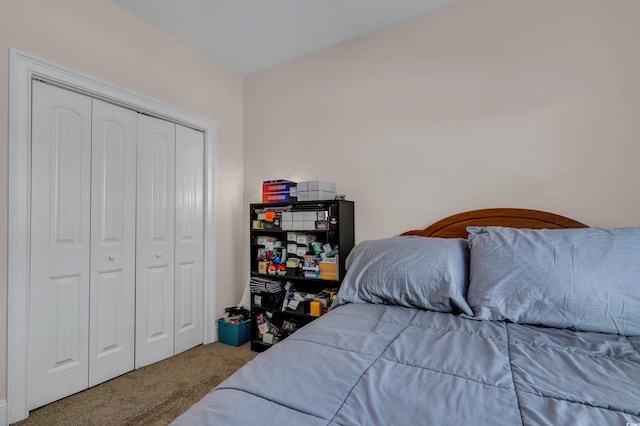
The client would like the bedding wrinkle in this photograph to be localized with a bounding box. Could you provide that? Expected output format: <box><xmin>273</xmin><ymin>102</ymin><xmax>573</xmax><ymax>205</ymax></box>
<box><xmin>407</xmin><ymin>322</ymin><xmax>506</xmax><ymax>343</ymax></box>
<box><xmin>628</xmin><ymin>336</ymin><xmax>640</xmax><ymax>353</ymax></box>
<box><xmin>505</xmin><ymin>324</ymin><xmax>526</xmax><ymax>426</ymax></box>
<box><xmin>285</xmin><ymin>336</ymin><xmax>381</xmax><ymax>358</ymax></box>
<box><xmin>517</xmin><ymin>387</ymin><xmax>640</xmax><ymax>417</ymax></box>
<box><xmin>608</xmin><ymin>311</ymin><xmax>623</xmax><ymax>336</ymax></box>
<box><xmin>508</xmin><ymin>328</ymin><xmax>640</xmax><ymax>417</ymax></box>
<box><xmin>517</xmin><ymin>391</ymin><xmax>640</xmax><ymax>424</ymax></box>
<box><xmin>209</xmin><ymin>387</ymin><xmax>329</xmax><ymax>421</ymax></box>
<box><xmin>378</xmin><ymin>353</ymin><xmax>514</xmax><ymax>391</ymax></box>
<box><xmin>509</xmin><ymin>338</ymin><xmax>640</xmax><ymax>361</ymax></box>
<box><xmin>318</xmin><ymin>310</ymin><xmax>404</xmax><ymax>326</ymax></box>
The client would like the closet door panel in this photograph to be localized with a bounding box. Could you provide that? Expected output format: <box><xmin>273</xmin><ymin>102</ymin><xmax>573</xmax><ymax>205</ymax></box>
<box><xmin>89</xmin><ymin>99</ymin><xmax>137</xmax><ymax>386</ymax></box>
<box><xmin>136</xmin><ymin>114</ymin><xmax>176</xmax><ymax>368</ymax></box>
<box><xmin>174</xmin><ymin>125</ymin><xmax>204</xmax><ymax>354</ymax></box>
<box><xmin>29</xmin><ymin>81</ymin><xmax>92</xmax><ymax>409</ymax></box>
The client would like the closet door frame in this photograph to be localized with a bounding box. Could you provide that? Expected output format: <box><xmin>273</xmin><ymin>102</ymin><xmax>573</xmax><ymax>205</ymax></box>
<box><xmin>7</xmin><ymin>49</ymin><xmax>218</xmax><ymax>424</ymax></box>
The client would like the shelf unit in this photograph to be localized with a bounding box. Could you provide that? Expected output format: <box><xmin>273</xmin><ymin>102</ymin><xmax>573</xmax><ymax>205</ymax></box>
<box><xmin>249</xmin><ymin>200</ymin><xmax>354</xmax><ymax>352</ymax></box>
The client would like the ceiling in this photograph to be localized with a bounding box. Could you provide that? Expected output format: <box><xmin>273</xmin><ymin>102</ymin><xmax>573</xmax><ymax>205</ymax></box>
<box><xmin>111</xmin><ymin>0</ymin><xmax>462</xmax><ymax>75</ymax></box>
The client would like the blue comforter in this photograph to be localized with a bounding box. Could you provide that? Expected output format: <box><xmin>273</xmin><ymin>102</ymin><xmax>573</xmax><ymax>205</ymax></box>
<box><xmin>172</xmin><ymin>303</ymin><xmax>640</xmax><ymax>425</ymax></box>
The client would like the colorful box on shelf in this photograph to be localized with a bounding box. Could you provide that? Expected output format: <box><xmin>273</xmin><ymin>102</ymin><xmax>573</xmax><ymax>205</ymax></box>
<box><xmin>262</xmin><ymin>180</ymin><xmax>296</xmax><ymax>194</ymax></box>
<box><xmin>262</xmin><ymin>192</ymin><xmax>294</xmax><ymax>203</ymax></box>
<box><xmin>262</xmin><ymin>180</ymin><xmax>297</xmax><ymax>203</ymax></box>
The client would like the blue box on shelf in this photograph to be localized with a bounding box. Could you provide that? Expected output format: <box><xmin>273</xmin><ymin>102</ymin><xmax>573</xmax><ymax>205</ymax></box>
<box><xmin>218</xmin><ymin>318</ymin><xmax>251</xmax><ymax>347</ymax></box>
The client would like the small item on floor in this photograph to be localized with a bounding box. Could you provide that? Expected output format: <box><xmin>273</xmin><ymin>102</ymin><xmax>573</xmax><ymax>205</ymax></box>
<box><xmin>218</xmin><ymin>317</ymin><xmax>251</xmax><ymax>347</ymax></box>
<box><xmin>218</xmin><ymin>306</ymin><xmax>252</xmax><ymax>347</ymax></box>
<box><xmin>222</xmin><ymin>306</ymin><xmax>251</xmax><ymax>323</ymax></box>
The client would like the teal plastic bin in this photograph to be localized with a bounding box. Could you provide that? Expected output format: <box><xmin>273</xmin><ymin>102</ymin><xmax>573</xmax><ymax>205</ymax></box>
<box><xmin>218</xmin><ymin>318</ymin><xmax>251</xmax><ymax>346</ymax></box>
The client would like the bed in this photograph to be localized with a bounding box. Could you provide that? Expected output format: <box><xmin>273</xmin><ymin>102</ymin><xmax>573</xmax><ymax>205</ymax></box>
<box><xmin>172</xmin><ymin>208</ymin><xmax>640</xmax><ymax>425</ymax></box>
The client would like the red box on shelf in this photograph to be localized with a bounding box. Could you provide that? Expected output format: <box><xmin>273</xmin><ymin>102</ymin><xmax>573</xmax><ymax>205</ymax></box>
<box><xmin>262</xmin><ymin>180</ymin><xmax>296</xmax><ymax>194</ymax></box>
<box><xmin>262</xmin><ymin>192</ymin><xmax>295</xmax><ymax>203</ymax></box>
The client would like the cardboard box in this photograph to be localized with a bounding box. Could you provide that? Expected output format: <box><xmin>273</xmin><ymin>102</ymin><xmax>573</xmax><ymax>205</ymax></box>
<box><xmin>297</xmin><ymin>181</ymin><xmax>336</xmax><ymax>192</ymax></box>
<box><xmin>308</xmin><ymin>181</ymin><xmax>336</xmax><ymax>192</ymax></box>
<box><xmin>303</xmin><ymin>211</ymin><xmax>318</xmax><ymax>220</ymax></box>
<box><xmin>296</xmin><ymin>181</ymin><xmax>336</xmax><ymax>201</ymax></box>
<box><xmin>319</xmin><ymin>261</ymin><xmax>338</xmax><ymax>280</ymax></box>
<box><xmin>218</xmin><ymin>318</ymin><xmax>251</xmax><ymax>347</ymax></box>
<box><xmin>305</xmin><ymin>190</ymin><xmax>336</xmax><ymax>200</ymax></box>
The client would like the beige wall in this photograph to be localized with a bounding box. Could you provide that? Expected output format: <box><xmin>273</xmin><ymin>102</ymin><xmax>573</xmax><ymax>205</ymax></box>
<box><xmin>0</xmin><ymin>0</ymin><xmax>245</xmax><ymax>401</ymax></box>
<box><xmin>245</xmin><ymin>0</ymin><xmax>640</xmax><ymax>243</ymax></box>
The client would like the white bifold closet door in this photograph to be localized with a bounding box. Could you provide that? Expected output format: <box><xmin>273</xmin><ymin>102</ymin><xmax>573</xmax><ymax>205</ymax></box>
<box><xmin>29</xmin><ymin>81</ymin><xmax>204</xmax><ymax>409</ymax></box>
<box><xmin>135</xmin><ymin>115</ymin><xmax>176</xmax><ymax>368</ymax></box>
<box><xmin>89</xmin><ymin>99</ymin><xmax>137</xmax><ymax>387</ymax></box>
<box><xmin>29</xmin><ymin>81</ymin><xmax>93</xmax><ymax>409</ymax></box>
<box><xmin>29</xmin><ymin>83</ymin><xmax>137</xmax><ymax>407</ymax></box>
<box><xmin>174</xmin><ymin>125</ymin><xmax>205</xmax><ymax>354</ymax></box>
<box><xmin>135</xmin><ymin>116</ymin><xmax>205</xmax><ymax>368</ymax></box>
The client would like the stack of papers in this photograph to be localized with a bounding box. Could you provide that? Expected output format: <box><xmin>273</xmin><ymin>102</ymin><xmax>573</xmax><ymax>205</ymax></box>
<box><xmin>250</xmin><ymin>276</ymin><xmax>281</xmax><ymax>293</ymax></box>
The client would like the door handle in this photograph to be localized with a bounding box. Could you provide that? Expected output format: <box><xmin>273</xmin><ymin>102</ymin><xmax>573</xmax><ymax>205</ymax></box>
<box><xmin>108</xmin><ymin>256</ymin><xmax>115</xmax><ymax>261</ymax></box>
<box><xmin>155</xmin><ymin>253</ymin><xmax>162</xmax><ymax>259</ymax></box>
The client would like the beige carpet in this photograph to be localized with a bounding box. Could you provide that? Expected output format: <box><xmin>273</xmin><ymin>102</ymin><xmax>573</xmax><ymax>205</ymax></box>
<box><xmin>14</xmin><ymin>342</ymin><xmax>258</xmax><ymax>426</ymax></box>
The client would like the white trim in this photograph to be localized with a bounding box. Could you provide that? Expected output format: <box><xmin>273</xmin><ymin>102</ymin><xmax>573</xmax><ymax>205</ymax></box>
<box><xmin>7</xmin><ymin>49</ymin><xmax>217</xmax><ymax>423</ymax></box>
<box><xmin>0</xmin><ymin>400</ymin><xmax>7</xmax><ymax>426</ymax></box>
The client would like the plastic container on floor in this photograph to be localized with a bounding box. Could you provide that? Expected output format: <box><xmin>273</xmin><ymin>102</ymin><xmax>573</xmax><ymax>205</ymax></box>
<box><xmin>218</xmin><ymin>318</ymin><xmax>251</xmax><ymax>347</ymax></box>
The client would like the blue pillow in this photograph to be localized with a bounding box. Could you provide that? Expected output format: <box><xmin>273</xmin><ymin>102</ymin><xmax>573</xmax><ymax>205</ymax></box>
<box><xmin>334</xmin><ymin>236</ymin><xmax>472</xmax><ymax>315</ymax></box>
<box><xmin>466</xmin><ymin>226</ymin><xmax>640</xmax><ymax>335</ymax></box>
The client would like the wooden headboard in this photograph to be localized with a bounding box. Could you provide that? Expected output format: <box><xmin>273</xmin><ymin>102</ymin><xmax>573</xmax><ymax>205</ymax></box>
<box><xmin>401</xmin><ymin>208</ymin><xmax>588</xmax><ymax>239</ymax></box>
